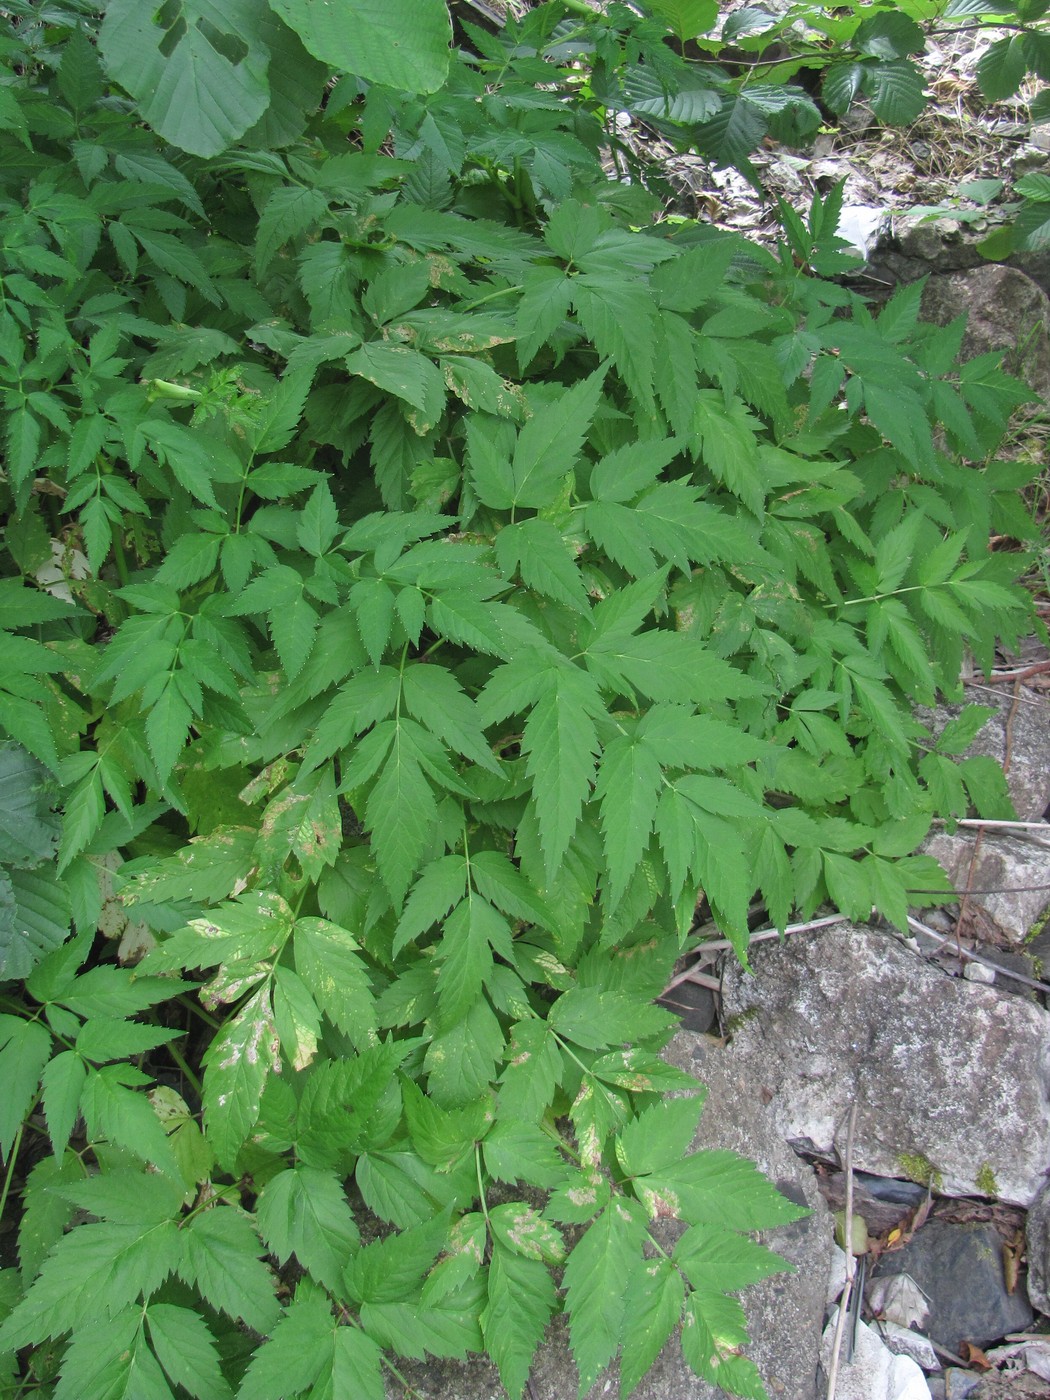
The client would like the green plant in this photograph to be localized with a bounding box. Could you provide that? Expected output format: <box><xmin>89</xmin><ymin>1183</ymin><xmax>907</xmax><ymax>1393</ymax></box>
<box><xmin>0</xmin><ymin>3</ymin><xmax>1043</xmax><ymax>1399</ymax></box>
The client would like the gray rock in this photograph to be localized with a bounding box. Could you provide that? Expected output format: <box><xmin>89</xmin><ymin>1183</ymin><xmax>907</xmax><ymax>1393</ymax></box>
<box><xmin>872</xmin><ymin>1219</ymin><xmax>1034</xmax><ymax>1355</ymax></box>
<box><xmin>879</xmin><ymin>1320</ymin><xmax>940</xmax><ymax>1371</ymax></box>
<box><xmin>721</xmin><ymin>924</ymin><xmax>1050</xmax><ymax>1205</ymax></box>
<box><xmin>973</xmin><ymin>946</ymin><xmax>1041</xmax><ymax>1001</ymax></box>
<box><xmin>389</xmin><ymin>1031</ymin><xmax>834</xmax><ymax>1400</ymax></box>
<box><xmin>934</xmin><ymin>1371</ymin><xmax>983</xmax><ymax>1400</ymax></box>
<box><xmin>819</xmin><ymin>1311</ymin><xmax>932</xmax><ymax>1400</ymax></box>
<box><xmin>923</xmin><ymin>832</ymin><xmax>1050</xmax><ymax>945</ymax></box>
<box><xmin>920</xmin><ymin>265</ymin><xmax>1050</xmax><ymax>401</ymax></box>
<box><xmin>972</xmin><ymin>1374</ymin><xmax>1050</xmax><ymax>1399</ymax></box>
<box><xmin>1023</xmin><ymin>1178</ymin><xmax>1050</xmax><ymax>1314</ymax></box>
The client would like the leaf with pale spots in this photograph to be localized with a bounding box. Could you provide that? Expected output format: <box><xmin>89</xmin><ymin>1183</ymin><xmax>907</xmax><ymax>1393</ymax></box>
<box><xmin>488</xmin><ymin>1202</ymin><xmax>565</xmax><ymax>1264</ymax></box>
<box><xmin>202</xmin><ymin>985</ymin><xmax>280</xmax><ymax>1170</ymax></box>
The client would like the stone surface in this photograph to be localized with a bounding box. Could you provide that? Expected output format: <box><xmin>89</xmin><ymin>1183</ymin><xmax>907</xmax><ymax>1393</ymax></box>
<box><xmin>986</xmin><ymin>1339</ymin><xmax>1050</xmax><ymax>1382</ymax></box>
<box><xmin>721</xmin><ymin>924</ymin><xmax>1050</xmax><ymax>1205</ymax></box>
<box><xmin>872</xmin><ymin>1219</ymin><xmax>1034</xmax><ymax>1354</ymax></box>
<box><xmin>819</xmin><ymin>1310</ymin><xmax>932</xmax><ymax>1400</ymax></box>
<box><xmin>923</xmin><ymin>832</ymin><xmax>1050</xmax><ymax>944</ymax></box>
<box><xmin>932</xmin><ymin>1371</ymin><xmax>983</xmax><ymax>1400</ymax></box>
<box><xmin>1023</xmin><ymin>1179</ymin><xmax>1050</xmax><ymax>1314</ymax></box>
<box><xmin>389</xmin><ymin>1031</ymin><xmax>834</xmax><ymax>1399</ymax></box>
<box><xmin>920</xmin><ymin>265</ymin><xmax>1050</xmax><ymax>401</ymax></box>
<box><xmin>971</xmin><ymin>1373</ymin><xmax>1050</xmax><ymax>1398</ymax></box>
<box><xmin>879</xmin><ymin>1320</ymin><xmax>940</xmax><ymax>1371</ymax></box>
<box><xmin>922</xmin><ymin>691</ymin><xmax>1050</xmax><ymax>824</ymax></box>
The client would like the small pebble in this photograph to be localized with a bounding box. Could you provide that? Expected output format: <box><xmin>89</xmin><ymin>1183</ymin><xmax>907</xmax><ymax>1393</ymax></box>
<box><xmin>963</xmin><ymin>962</ymin><xmax>995</xmax><ymax>984</ymax></box>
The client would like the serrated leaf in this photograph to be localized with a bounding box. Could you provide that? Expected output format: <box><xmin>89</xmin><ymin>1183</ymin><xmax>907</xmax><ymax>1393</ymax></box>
<box><xmin>563</xmin><ymin>1201</ymin><xmax>648</xmax><ymax>1394</ymax></box>
<box><xmin>145</xmin><ymin>682</ymin><xmax>192</xmax><ymax>785</ymax></box>
<box><xmin>621</xmin><ymin>1258</ymin><xmax>686</xmax><ymax>1399</ymax></box>
<box><xmin>256</xmin><ymin>1166</ymin><xmax>360</xmax><ymax>1293</ymax></box>
<box><xmin>510</xmin><ymin>366</ymin><xmax>606</xmax><ymax>508</ymax></box>
<box><xmin>594</xmin><ymin>734</ymin><xmax>663</xmax><ymax>909</ymax></box>
<box><xmin>674</xmin><ymin>1222</ymin><xmax>792</xmax><ymax>1294</ymax></box>
<box><xmin>522</xmin><ymin>664</ymin><xmax>602</xmax><ymax>880</ymax></box>
<box><xmin>293</xmin><ymin>917</ymin><xmax>376</xmax><ymax>1046</ymax></box>
<box><xmin>483</xmin><ymin>1120</ymin><xmax>569</xmax><ymax>1189</ymax></box>
<box><xmin>0</xmin><ymin>1016</ymin><xmax>53</xmax><ymax>1160</ymax></box>
<box><xmin>548</xmin><ymin>987</ymin><xmax>673</xmax><ymax>1052</ymax></box>
<box><xmin>637</xmin><ymin>1149</ymin><xmax>808</xmax><ymax>1231</ymax></box>
<box><xmin>977</xmin><ymin>33</ymin><xmax>1027</xmax><ymax>100</ymax></box>
<box><xmin>438</xmin><ymin>894</ymin><xmax>514</xmax><ymax>1027</ymax></box>
<box><xmin>345</xmin><ymin>1212</ymin><xmax>448</xmax><ymax>1306</ymax></box>
<box><xmin>178</xmin><ymin>1207</ymin><xmax>278</xmax><ymax>1332</ymax></box>
<box><xmin>363</xmin><ymin>724</ymin><xmax>439</xmax><ymax>903</ymax></box>
<box><xmin>481</xmin><ymin>1243</ymin><xmax>556</xmax><ymax>1400</ymax></box>
<box><xmin>867</xmin><ymin>58</ymin><xmax>927</xmax><ymax>124</ymax></box>
<box><xmin>644</xmin><ymin>0</ymin><xmax>718</xmax><ymax>41</ymax></box>
<box><xmin>146</xmin><ymin>1303</ymin><xmax>230</xmax><ymax>1400</ymax></box>
<box><xmin>0</xmin><ymin>1215</ymin><xmax>181</xmax><ymax>1347</ymax></box>
<box><xmin>682</xmin><ymin>1290</ymin><xmax>768</xmax><ymax>1397</ymax></box>
<box><xmin>237</xmin><ymin>1286</ymin><xmax>331</xmax><ymax>1400</ymax></box>
<box><xmin>346</xmin><ymin>342</ymin><xmax>446</xmax><ymax>433</ymax></box>
<box><xmin>39</xmin><ymin>1051</ymin><xmax>86</xmax><ymax>1159</ymax></box>
<box><xmin>616</xmin><ymin>1097</ymin><xmax>706</xmax><ymax>1178</ymax></box>
<box><xmin>52</xmin><ymin>1307</ymin><xmax>171</xmax><ymax>1400</ymax></box>
<box><xmin>959</xmin><ymin>753</ymin><xmax>1016</xmax><ymax>819</ymax></box>
<box><xmin>498</xmin><ymin>1019</ymin><xmax>563</xmax><ymax>1123</ymax></box>
<box><xmin>494</xmin><ymin>518</ymin><xmax>589</xmax><ymax>614</ymax></box>
<box><xmin>402</xmin><ymin>662</ymin><xmax>502</xmax><ymax>772</ymax></box>
<box><xmin>402</xmin><ymin>1076</ymin><xmax>490</xmax><ymax>1170</ymax></box>
<box><xmin>272</xmin><ymin>966</ymin><xmax>321</xmax><ymax>1071</ymax></box>
<box><xmin>79</xmin><ymin>1066</ymin><xmax>180</xmax><ymax>1177</ymax></box>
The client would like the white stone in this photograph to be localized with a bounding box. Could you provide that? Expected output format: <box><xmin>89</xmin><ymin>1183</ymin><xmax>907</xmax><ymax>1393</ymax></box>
<box><xmin>821</xmin><ymin>1310</ymin><xmax>932</xmax><ymax>1400</ymax></box>
<box><xmin>879</xmin><ymin>1321</ymin><xmax>940</xmax><ymax>1371</ymax></box>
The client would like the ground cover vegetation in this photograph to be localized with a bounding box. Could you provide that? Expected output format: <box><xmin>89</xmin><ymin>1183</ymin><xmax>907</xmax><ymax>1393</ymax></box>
<box><xmin>0</xmin><ymin>0</ymin><xmax>1047</xmax><ymax>1395</ymax></box>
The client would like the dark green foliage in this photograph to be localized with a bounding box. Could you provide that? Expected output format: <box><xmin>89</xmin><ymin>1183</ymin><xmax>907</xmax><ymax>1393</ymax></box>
<box><xmin>0</xmin><ymin>2</ymin><xmax>1043</xmax><ymax>1398</ymax></box>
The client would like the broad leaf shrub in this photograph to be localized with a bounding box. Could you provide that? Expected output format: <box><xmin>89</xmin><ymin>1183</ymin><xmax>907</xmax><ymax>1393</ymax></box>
<box><xmin>0</xmin><ymin>3</ymin><xmax>1044</xmax><ymax>1398</ymax></box>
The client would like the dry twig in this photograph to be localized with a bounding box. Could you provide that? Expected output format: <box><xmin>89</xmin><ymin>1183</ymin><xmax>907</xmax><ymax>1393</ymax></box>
<box><xmin>825</xmin><ymin>1102</ymin><xmax>860</xmax><ymax>1400</ymax></box>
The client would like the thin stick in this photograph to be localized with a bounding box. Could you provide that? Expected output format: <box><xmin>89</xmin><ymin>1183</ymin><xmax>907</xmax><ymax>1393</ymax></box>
<box><xmin>907</xmin><ymin>915</ymin><xmax>1050</xmax><ymax>995</ymax></box>
<box><xmin>692</xmin><ymin>913</ymin><xmax>850</xmax><ymax>956</ymax></box>
<box><xmin>936</xmin><ymin>818</ymin><xmax>1050</xmax><ymax>832</ymax></box>
<box><xmin>962</xmin><ymin>680</ymin><xmax>1045</xmax><ymax>707</ymax></box>
<box><xmin>979</xmin><ymin>660</ymin><xmax>1050</xmax><ymax>683</ymax></box>
<box><xmin>661</xmin><ymin>969</ymin><xmax>722</xmax><ymax>993</ymax></box>
<box><xmin>825</xmin><ymin>1102</ymin><xmax>860</xmax><ymax>1400</ymax></box>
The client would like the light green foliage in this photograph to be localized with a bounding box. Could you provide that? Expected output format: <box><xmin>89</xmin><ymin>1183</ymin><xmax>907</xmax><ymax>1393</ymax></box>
<box><xmin>0</xmin><ymin>3</ymin><xmax>1043</xmax><ymax>1399</ymax></box>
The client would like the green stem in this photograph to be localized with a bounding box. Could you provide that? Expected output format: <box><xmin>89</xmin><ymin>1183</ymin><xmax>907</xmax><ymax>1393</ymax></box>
<box><xmin>0</xmin><ymin>1122</ymin><xmax>24</xmax><ymax>1225</ymax></box>
<box><xmin>475</xmin><ymin>1144</ymin><xmax>492</xmax><ymax>1231</ymax></box>
<box><xmin>166</xmin><ymin>1036</ymin><xmax>204</xmax><ymax>1099</ymax></box>
<box><xmin>458</xmin><ymin>284</ymin><xmax>523</xmax><ymax>314</ymax></box>
<box><xmin>111</xmin><ymin>530</ymin><xmax>130</xmax><ymax>587</ymax></box>
<box><xmin>176</xmin><ymin>994</ymin><xmax>222</xmax><ymax>1031</ymax></box>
